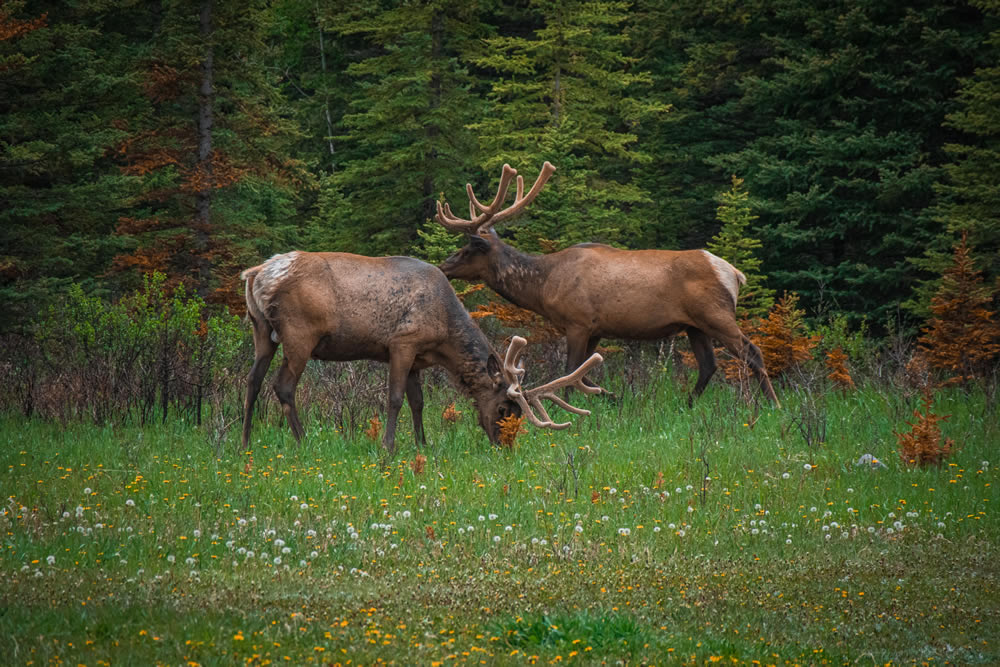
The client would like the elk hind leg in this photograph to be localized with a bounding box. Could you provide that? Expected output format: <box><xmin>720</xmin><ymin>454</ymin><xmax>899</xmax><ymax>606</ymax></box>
<box><xmin>242</xmin><ymin>319</ymin><xmax>278</xmax><ymax>451</ymax></box>
<box><xmin>709</xmin><ymin>322</ymin><xmax>780</xmax><ymax>408</ymax></box>
<box><xmin>566</xmin><ymin>330</ymin><xmax>605</xmax><ymax>395</ymax></box>
<box><xmin>273</xmin><ymin>354</ymin><xmax>308</xmax><ymax>443</ymax></box>
<box><xmin>686</xmin><ymin>327</ymin><xmax>718</xmax><ymax>407</ymax></box>
<box><xmin>739</xmin><ymin>334</ymin><xmax>780</xmax><ymax>407</ymax></box>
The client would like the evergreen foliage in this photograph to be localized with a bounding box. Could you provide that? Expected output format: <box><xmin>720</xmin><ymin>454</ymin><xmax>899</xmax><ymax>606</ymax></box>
<box><xmin>2</xmin><ymin>0</ymin><xmax>1000</xmax><ymax>335</ymax></box>
<box><xmin>917</xmin><ymin>234</ymin><xmax>1000</xmax><ymax>385</ymax></box>
<box><xmin>467</xmin><ymin>0</ymin><xmax>663</xmax><ymax>252</ymax></box>
<box><xmin>315</xmin><ymin>1</ymin><xmax>489</xmax><ymax>256</ymax></box>
<box><xmin>706</xmin><ymin>176</ymin><xmax>774</xmax><ymax>322</ymax></box>
<box><xmin>0</xmin><ymin>1</ymin><xmax>140</xmax><ymax>330</ymax></box>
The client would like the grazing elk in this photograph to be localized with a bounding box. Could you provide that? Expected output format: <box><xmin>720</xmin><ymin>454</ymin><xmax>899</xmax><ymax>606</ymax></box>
<box><xmin>240</xmin><ymin>251</ymin><xmax>603</xmax><ymax>453</ymax></box>
<box><xmin>435</xmin><ymin>162</ymin><xmax>779</xmax><ymax>407</ymax></box>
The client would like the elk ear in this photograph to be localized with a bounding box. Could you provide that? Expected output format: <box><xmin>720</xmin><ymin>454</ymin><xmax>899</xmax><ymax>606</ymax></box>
<box><xmin>487</xmin><ymin>354</ymin><xmax>504</xmax><ymax>387</ymax></box>
<box><xmin>469</xmin><ymin>234</ymin><xmax>491</xmax><ymax>253</ymax></box>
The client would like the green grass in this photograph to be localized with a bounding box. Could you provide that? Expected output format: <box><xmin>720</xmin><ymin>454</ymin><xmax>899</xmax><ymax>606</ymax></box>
<box><xmin>2</xmin><ymin>373</ymin><xmax>998</xmax><ymax>665</ymax></box>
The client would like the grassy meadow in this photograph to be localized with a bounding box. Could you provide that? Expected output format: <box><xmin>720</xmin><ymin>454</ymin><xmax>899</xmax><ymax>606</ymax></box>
<box><xmin>2</xmin><ymin>362</ymin><xmax>998</xmax><ymax>665</ymax></box>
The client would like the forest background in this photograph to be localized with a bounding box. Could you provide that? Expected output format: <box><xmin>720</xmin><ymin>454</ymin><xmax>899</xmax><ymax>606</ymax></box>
<box><xmin>2</xmin><ymin>0</ymin><xmax>999</xmax><ymax>336</ymax></box>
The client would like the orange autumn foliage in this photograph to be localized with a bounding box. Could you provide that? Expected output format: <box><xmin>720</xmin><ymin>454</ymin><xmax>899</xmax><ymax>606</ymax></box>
<box><xmin>716</xmin><ymin>292</ymin><xmax>818</xmax><ymax>385</ymax></box>
<box><xmin>441</xmin><ymin>403</ymin><xmax>462</xmax><ymax>423</ymax></box>
<box><xmin>896</xmin><ymin>388</ymin><xmax>956</xmax><ymax>467</ymax></box>
<box><xmin>825</xmin><ymin>346</ymin><xmax>855</xmax><ymax>391</ymax></box>
<box><xmin>364</xmin><ymin>415</ymin><xmax>381</xmax><ymax>442</ymax></box>
<box><xmin>497</xmin><ymin>413</ymin><xmax>526</xmax><ymax>448</ymax></box>
<box><xmin>918</xmin><ymin>233</ymin><xmax>1000</xmax><ymax>386</ymax></box>
<box><xmin>471</xmin><ymin>300</ymin><xmax>562</xmax><ymax>342</ymax></box>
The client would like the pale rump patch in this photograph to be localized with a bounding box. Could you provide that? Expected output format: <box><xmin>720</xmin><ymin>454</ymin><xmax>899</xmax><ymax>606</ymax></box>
<box><xmin>701</xmin><ymin>250</ymin><xmax>744</xmax><ymax>310</ymax></box>
<box><xmin>251</xmin><ymin>251</ymin><xmax>300</xmax><ymax>313</ymax></box>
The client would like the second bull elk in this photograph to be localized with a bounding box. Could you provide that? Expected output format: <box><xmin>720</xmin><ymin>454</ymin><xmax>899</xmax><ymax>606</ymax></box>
<box><xmin>435</xmin><ymin>162</ymin><xmax>779</xmax><ymax>407</ymax></box>
<box><xmin>240</xmin><ymin>251</ymin><xmax>603</xmax><ymax>453</ymax></box>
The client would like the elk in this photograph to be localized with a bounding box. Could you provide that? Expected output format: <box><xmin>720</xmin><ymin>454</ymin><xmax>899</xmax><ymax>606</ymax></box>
<box><xmin>240</xmin><ymin>251</ymin><xmax>603</xmax><ymax>453</ymax></box>
<box><xmin>435</xmin><ymin>162</ymin><xmax>780</xmax><ymax>407</ymax></box>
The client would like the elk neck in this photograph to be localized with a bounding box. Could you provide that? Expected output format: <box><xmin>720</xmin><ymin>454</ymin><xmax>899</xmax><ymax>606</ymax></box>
<box><xmin>486</xmin><ymin>241</ymin><xmax>550</xmax><ymax>315</ymax></box>
<box><xmin>439</xmin><ymin>300</ymin><xmax>501</xmax><ymax>402</ymax></box>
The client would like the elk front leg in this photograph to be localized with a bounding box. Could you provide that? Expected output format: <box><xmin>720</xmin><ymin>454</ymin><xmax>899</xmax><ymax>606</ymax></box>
<box><xmin>565</xmin><ymin>329</ymin><xmax>602</xmax><ymax>393</ymax></box>
<box><xmin>686</xmin><ymin>327</ymin><xmax>718</xmax><ymax>407</ymax></box>
<box><xmin>384</xmin><ymin>347</ymin><xmax>417</xmax><ymax>456</ymax></box>
<box><xmin>272</xmin><ymin>355</ymin><xmax>307</xmax><ymax>443</ymax></box>
<box><xmin>405</xmin><ymin>369</ymin><xmax>425</xmax><ymax>448</ymax></box>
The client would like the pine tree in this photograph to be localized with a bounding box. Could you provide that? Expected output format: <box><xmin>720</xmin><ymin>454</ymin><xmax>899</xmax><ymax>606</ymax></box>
<box><xmin>0</xmin><ymin>1</ymin><xmax>142</xmax><ymax>330</ymax></box>
<box><xmin>911</xmin><ymin>0</ymin><xmax>1000</xmax><ymax>317</ymax></box>
<box><xmin>467</xmin><ymin>0</ymin><xmax>664</xmax><ymax>252</ymax></box>
<box><xmin>653</xmin><ymin>0</ymin><xmax>992</xmax><ymax>328</ymax></box>
<box><xmin>110</xmin><ymin>0</ymin><xmax>302</xmax><ymax>309</ymax></box>
<box><xmin>918</xmin><ymin>234</ymin><xmax>1000</xmax><ymax>385</ymax></box>
<box><xmin>706</xmin><ymin>176</ymin><xmax>774</xmax><ymax>322</ymax></box>
<box><xmin>315</xmin><ymin>1</ymin><xmax>489</xmax><ymax>256</ymax></box>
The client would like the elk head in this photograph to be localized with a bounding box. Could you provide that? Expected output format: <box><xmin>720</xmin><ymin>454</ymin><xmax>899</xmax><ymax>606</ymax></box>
<box><xmin>473</xmin><ymin>337</ymin><xmax>602</xmax><ymax>443</ymax></box>
<box><xmin>436</xmin><ymin>162</ymin><xmax>555</xmax><ymax>279</ymax></box>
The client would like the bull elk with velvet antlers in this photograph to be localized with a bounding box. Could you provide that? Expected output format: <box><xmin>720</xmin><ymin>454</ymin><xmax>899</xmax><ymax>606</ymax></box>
<box><xmin>435</xmin><ymin>162</ymin><xmax>779</xmax><ymax>407</ymax></box>
<box><xmin>240</xmin><ymin>251</ymin><xmax>603</xmax><ymax>453</ymax></box>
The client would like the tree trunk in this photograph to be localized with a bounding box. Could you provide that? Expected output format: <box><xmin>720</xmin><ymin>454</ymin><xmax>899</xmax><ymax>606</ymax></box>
<box><xmin>422</xmin><ymin>9</ymin><xmax>443</xmax><ymax>222</ymax></box>
<box><xmin>194</xmin><ymin>0</ymin><xmax>215</xmax><ymax>294</ymax></box>
<box><xmin>316</xmin><ymin>2</ymin><xmax>336</xmax><ymax>171</ymax></box>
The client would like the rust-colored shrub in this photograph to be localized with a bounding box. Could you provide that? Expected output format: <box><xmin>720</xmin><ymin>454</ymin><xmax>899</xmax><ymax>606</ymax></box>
<box><xmin>497</xmin><ymin>413</ymin><xmax>526</xmax><ymax>448</ymax></box>
<box><xmin>896</xmin><ymin>388</ymin><xmax>956</xmax><ymax>467</ymax></box>
<box><xmin>717</xmin><ymin>292</ymin><xmax>818</xmax><ymax>385</ymax></box>
<box><xmin>825</xmin><ymin>346</ymin><xmax>855</xmax><ymax>391</ymax></box>
<box><xmin>441</xmin><ymin>403</ymin><xmax>462</xmax><ymax>423</ymax></box>
<box><xmin>918</xmin><ymin>233</ymin><xmax>1000</xmax><ymax>385</ymax></box>
<box><xmin>364</xmin><ymin>415</ymin><xmax>381</xmax><ymax>441</ymax></box>
<box><xmin>411</xmin><ymin>454</ymin><xmax>426</xmax><ymax>475</ymax></box>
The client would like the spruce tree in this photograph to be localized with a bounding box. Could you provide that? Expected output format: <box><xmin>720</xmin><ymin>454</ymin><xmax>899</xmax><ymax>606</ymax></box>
<box><xmin>0</xmin><ymin>1</ymin><xmax>142</xmax><ymax>330</ymax></box>
<box><xmin>911</xmin><ymin>0</ymin><xmax>1000</xmax><ymax>316</ymax></box>
<box><xmin>316</xmin><ymin>1</ymin><xmax>489</xmax><ymax>256</ymax></box>
<box><xmin>466</xmin><ymin>0</ymin><xmax>664</xmax><ymax>252</ymax></box>
<box><xmin>109</xmin><ymin>0</ymin><xmax>302</xmax><ymax>309</ymax></box>
<box><xmin>706</xmin><ymin>176</ymin><xmax>774</xmax><ymax>322</ymax></box>
<box><xmin>918</xmin><ymin>234</ymin><xmax>1000</xmax><ymax>385</ymax></box>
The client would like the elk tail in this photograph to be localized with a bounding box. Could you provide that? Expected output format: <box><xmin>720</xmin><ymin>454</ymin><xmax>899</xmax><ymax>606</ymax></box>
<box><xmin>241</xmin><ymin>265</ymin><xmax>273</xmax><ymax>340</ymax></box>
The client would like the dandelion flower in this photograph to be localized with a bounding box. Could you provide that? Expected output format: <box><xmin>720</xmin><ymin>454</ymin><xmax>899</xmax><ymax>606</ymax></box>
<box><xmin>493</xmin><ymin>535</ymin><xmax>500</xmax><ymax>543</ymax></box>
<box><xmin>804</xmin><ymin>463</ymin><xmax>812</xmax><ymax>471</ymax></box>
<box><xmin>125</xmin><ymin>499</ymin><xmax>135</xmax><ymax>507</ymax></box>
<box><xmin>46</xmin><ymin>555</ymin><xmax>55</xmax><ymax>565</ymax></box>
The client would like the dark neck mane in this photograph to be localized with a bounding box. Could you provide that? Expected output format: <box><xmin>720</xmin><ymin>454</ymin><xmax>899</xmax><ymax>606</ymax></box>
<box><xmin>487</xmin><ymin>242</ymin><xmax>549</xmax><ymax>313</ymax></box>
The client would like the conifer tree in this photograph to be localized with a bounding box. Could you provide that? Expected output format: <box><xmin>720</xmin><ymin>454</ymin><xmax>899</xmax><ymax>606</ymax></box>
<box><xmin>0</xmin><ymin>1</ymin><xmax>141</xmax><ymax>330</ymax></box>
<box><xmin>316</xmin><ymin>1</ymin><xmax>489</xmax><ymax>256</ymax></box>
<box><xmin>911</xmin><ymin>0</ymin><xmax>1000</xmax><ymax>316</ymax></box>
<box><xmin>918</xmin><ymin>234</ymin><xmax>1000</xmax><ymax>385</ymax></box>
<box><xmin>466</xmin><ymin>0</ymin><xmax>663</xmax><ymax>252</ymax></box>
<box><xmin>110</xmin><ymin>0</ymin><xmax>301</xmax><ymax>309</ymax></box>
<box><xmin>706</xmin><ymin>176</ymin><xmax>774</xmax><ymax>322</ymax></box>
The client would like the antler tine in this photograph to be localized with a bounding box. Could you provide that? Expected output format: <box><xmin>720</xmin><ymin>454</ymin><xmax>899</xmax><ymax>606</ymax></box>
<box><xmin>435</xmin><ymin>199</ymin><xmax>488</xmax><ymax>233</ymax></box>
<box><xmin>434</xmin><ymin>164</ymin><xmax>519</xmax><ymax>235</ymax></box>
<box><xmin>501</xmin><ymin>335</ymin><xmax>604</xmax><ymax>430</ymax></box>
<box><xmin>489</xmin><ymin>161</ymin><xmax>556</xmax><ymax>225</ymax></box>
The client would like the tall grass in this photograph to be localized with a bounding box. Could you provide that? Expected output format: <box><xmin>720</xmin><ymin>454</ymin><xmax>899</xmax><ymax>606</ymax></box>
<box><xmin>2</xmin><ymin>363</ymin><xmax>998</xmax><ymax>664</ymax></box>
